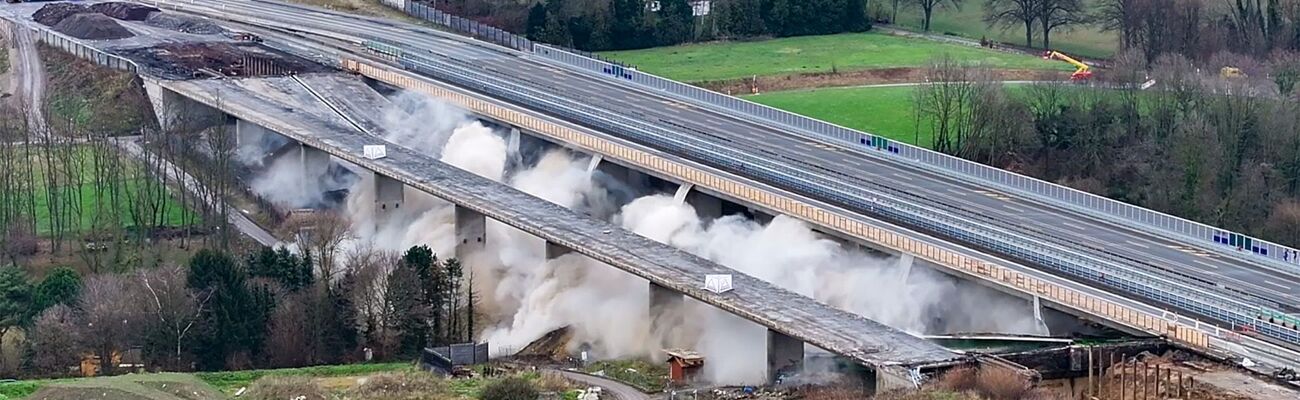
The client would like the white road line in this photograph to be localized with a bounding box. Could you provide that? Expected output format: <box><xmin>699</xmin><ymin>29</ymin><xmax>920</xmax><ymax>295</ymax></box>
<box><xmin>1264</xmin><ymin>281</ymin><xmax>1292</xmax><ymax>290</ymax></box>
<box><xmin>1127</xmin><ymin>240</ymin><xmax>1150</xmax><ymax>249</ymax></box>
<box><xmin>1194</xmin><ymin>259</ymin><xmax>1220</xmax><ymax>270</ymax></box>
<box><xmin>892</xmin><ymin>172</ymin><xmax>914</xmax><ymax>181</ymax></box>
<box><xmin>947</xmin><ymin>188</ymin><xmax>968</xmax><ymax>196</ymax></box>
<box><xmin>1061</xmin><ymin>221</ymin><xmax>1088</xmax><ymax>231</ymax></box>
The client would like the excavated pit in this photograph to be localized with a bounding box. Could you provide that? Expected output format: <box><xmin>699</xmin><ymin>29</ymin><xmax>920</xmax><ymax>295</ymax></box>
<box><xmin>114</xmin><ymin>42</ymin><xmax>331</xmax><ymax>80</ymax></box>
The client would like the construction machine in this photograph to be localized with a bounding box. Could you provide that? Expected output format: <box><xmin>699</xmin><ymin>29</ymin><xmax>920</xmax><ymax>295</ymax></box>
<box><xmin>1043</xmin><ymin>51</ymin><xmax>1093</xmax><ymax>81</ymax></box>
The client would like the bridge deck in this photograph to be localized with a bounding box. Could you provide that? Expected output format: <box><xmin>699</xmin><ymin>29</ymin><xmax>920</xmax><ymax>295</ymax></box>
<box><xmin>163</xmin><ymin>75</ymin><xmax>960</xmax><ymax>369</ymax></box>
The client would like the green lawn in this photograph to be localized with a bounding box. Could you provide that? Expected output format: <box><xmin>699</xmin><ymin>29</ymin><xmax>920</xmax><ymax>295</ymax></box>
<box><xmin>746</xmin><ymin>85</ymin><xmax>926</xmax><ymax>147</ymax></box>
<box><xmin>582</xmin><ymin>359</ymin><xmax>667</xmax><ymax>393</ymax></box>
<box><xmin>890</xmin><ymin>0</ymin><xmax>1118</xmax><ymax>58</ymax></box>
<box><xmin>601</xmin><ymin>32</ymin><xmax>1068</xmax><ymax>82</ymax></box>
<box><xmin>17</xmin><ymin>146</ymin><xmax>197</xmax><ymax>236</ymax></box>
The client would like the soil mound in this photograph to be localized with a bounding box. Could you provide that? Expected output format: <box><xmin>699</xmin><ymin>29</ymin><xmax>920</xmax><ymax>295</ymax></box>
<box><xmin>33</xmin><ymin>3</ymin><xmax>88</xmax><ymax>26</ymax></box>
<box><xmin>53</xmin><ymin>13</ymin><xmax>134</xmax><ymax>40</ymax></box>
<box><xmin>144</xmin><ymin>12</ymin><xmax>225</xmax><ymax>35</ymax></box>
<box><xmin>89</xmin><ymin>2</ymin><xmax>160</xmax><ymax>21</ymax></box>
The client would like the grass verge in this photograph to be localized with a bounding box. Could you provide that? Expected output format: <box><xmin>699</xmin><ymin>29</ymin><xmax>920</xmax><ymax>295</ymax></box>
<box><xmin>600</xmin><ymin>32</ymin><xmax>1067</xmax><ymax>82</ymax></box>
<box><xmin>194</xmin><ymin>362</ymin><xmax>412</xmax><ymax>394</ymax></box>
<box><xmin>582</xmin><ymin>359</ymin><xmax>667</xmax><ymax>393</ymax></box>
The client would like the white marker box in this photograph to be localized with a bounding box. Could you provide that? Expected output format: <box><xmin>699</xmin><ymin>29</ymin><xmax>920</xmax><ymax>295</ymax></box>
<box><xmin>363</xmin><ymin>145</ymin><xmax>387</xmax><ymax>160</ymax></box>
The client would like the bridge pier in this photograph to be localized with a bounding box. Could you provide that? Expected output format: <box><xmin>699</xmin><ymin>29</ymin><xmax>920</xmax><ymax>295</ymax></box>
<box><xmin>298</xmin><ymin>144</ymin><xmax>329</xmax><ymax>202</ymax></box>
<box><xmin>674</xmin><ymin>183</ymin><xmax>723</xmax><ymax>220</ymax></box>
<box><xmin>374</xmin><ymin>173</ymin><xmax>404</xmax><ymax>228</ymax></box>
<box><xmin>767</xmin><ymin>329</ymin><xmax>804</xmax><ymax>381</ymax></box>
<box><xmin>544</xmin><ymin>240</ymin><xmax>572</xmax><ymax>260</ymax></box>
<box><xmin>649</xmin><ymin>282</ymin><xmax>683</xmax><ymax>325</ymax></box>
<box><xmin>454</xmin><ymin>205</ymin><xmax>486</xmax><ymax>259</ymax></box>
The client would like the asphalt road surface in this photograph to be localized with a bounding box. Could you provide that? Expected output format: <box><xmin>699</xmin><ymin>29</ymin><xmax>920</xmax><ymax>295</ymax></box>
<box><xmin>551</xmin><ymin>369</ymin><xmax>650</xmax><ymax>400</ymax></box>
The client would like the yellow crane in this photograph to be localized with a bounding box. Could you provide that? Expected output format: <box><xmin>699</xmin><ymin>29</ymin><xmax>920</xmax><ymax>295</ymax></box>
<box><xmin>1042</xmin><ymin>51</ymin><xmax>1093</xmax><ymax>81</ymax></box>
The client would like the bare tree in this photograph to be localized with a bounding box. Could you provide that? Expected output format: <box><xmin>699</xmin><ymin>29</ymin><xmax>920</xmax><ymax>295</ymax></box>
<box><xmin>78</xmin><ymin>274</ymin><xmax>143</xmax><ymax>376</ymax></box>
<box><xmin>985</xmin><ymin>0</ymin><xmax>1038</xmax><ymax>46</ymax></box>
<box><xmin>915</xmin><ymin>0</ymin><xmax>963</xmax><ymax>31</ymax></box>
<box><xmin>284</xmin><ymin>212</ymin><xmax>351</xmax><ymax>282</ymax></box>
<box><xmin>915</xmin><ymin>55</ymin><xmax>979</xmax><ymax>154</ymax></box>
<box><xmin>28</xmin><ymin>304</ymin><xmax>83</xmax><ymax>376</ymax></box>
<box><xmin>1037</xmin><ymin>0</ymin><xmax>1085</xmax><ymax>49</ymax></box>
<box><xmin>137</xmin><ymin>265</ymin><xmax>210</xmax><ymax>370</ymax></box>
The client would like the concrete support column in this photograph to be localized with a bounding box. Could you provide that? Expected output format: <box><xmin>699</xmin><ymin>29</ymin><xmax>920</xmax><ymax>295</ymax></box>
<box><xmin>142</xmin><ymin>79</ymin><xmax>224</xmax><ymax>133</ymax></box>
<box><xmin>585</xmin><ymin>154</ymin><xmax>604</xmax><ymax>176</ymax></box>
<box><xmin>298</xmin><ymin>144</ymin><xmax>329</xmax><ymax>203</ymax></box>
<box><xmin>899</xmin><ymin>253</ymin><xmax>915</xmax><ymax>282</ymax></box>
<box><xmin>767</xmin><ymin>329</ymin><xmax>804</xmax><ymax>382</ymax></box>
<box><xmin>544</xmin><ymin>240</ymin><xmax>572</xmax><ymax>260</ymax></box>
<box><xmin>374</xmin><ymin>173</ymin><xmax>404</xmax><ymax>227</ymax></box>
<box><xmin>454</xmin><ymin>205</ymin><xmax>486</xmax><ymax>259</ymax></box>
<box><xmin>1033</xmin><ymin>295</ymin><xmax>1050</xmax><ymax>336</ymax></box>
<box><xmin>648</xmin><ymin>282</ymin><xmax>683</xmax><ymax>324</ymax></box>
<box><xmin>673</xmin><ymin>183</ymin><xmax>723</xmax><ymax>220</ymax></box>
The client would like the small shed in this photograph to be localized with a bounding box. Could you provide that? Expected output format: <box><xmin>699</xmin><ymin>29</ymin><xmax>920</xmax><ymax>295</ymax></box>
<box><xmin>663</xmin><ymin>349</ymin><xmax>704</xmax><ymax>384</ymax></box>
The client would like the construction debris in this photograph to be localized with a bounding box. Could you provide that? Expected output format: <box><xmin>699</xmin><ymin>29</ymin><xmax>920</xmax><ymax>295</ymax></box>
<box><xmin>33</xmin><ymin>3</ymin><xmax>87</xmax><ymax>26</ymax></box>
<box><xmin>88</xmin><ymin>2</ymin><xmax>159</xmax><ymax>21</ymax></box>
<box><xmin>114</xmin><ymin>42</ymin><xmax>329</xmax><ymax>80</ymax></box>
<box><xmin>144</xmin><ymin>12</ymin><xmax>225</xmax><ymax>35</ymax></box>
<box><xmin>53</xmin><ymin>13</ymin><xmax>133</xmax><ymax>40</ymax></box>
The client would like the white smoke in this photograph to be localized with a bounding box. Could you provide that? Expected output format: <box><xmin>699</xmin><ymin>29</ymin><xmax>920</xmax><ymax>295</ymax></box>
<box><xmin>245</xmin><ymin>90</ymin><xmax>1039</xmax><ymax>386</ymax></box>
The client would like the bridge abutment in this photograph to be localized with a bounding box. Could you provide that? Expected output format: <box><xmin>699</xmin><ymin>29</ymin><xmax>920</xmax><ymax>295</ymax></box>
<box><xmin>143</xmin><ymin>79</ymin><xmax>224</xmax><ymax>133</ymax></box>
<box><xmin>767</xmin><ymin>329</ymin><xmax>804</xmax><ymax>381</ymax></box>
<box><xmin>454</xmin><ymin>205</ymin><xmax>486</xmax><ymax>259</ymax></box>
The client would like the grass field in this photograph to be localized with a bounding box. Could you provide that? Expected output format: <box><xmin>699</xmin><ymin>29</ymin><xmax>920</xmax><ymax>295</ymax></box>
<box><xmin>746</xmin><ymin>85</ymin><xmax>924</xmax><ymax>146</ymax></box>
<box><xmin>889</xmin><ymin>0</ymin><xmax>1118</xmax><ymax>58</ymax></box>
<box><xmin>601</xmin><ymin>32</ymin><xmax>1067</xmax><ymax>82</ymax></box>
<box><xmin>194</xmin><ymin>362</ymin><xmax>412</xmax><ymax>394</ymax></box>
<box><xmin>16</xmin><ymin>146</ymin><xmax>196</xmax><ymax>236</ymax></box>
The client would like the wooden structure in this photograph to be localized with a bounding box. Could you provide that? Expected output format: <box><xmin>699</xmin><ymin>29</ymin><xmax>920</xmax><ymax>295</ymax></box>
<box><xmin>664</xmin><ymin>349</ymin><xmax>704</xmax><ymax>384</ymax></box>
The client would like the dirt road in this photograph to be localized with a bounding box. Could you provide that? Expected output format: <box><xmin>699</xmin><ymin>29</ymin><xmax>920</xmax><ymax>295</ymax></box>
<box><xmin>11</xmin><ymin>26</ymin><xmax>48</xmax><ymax>135</ymax></box>
<box><xmin>551</xmin><ymin>369</ymin><xmax>650</xmax><ymax>400</ymax></box>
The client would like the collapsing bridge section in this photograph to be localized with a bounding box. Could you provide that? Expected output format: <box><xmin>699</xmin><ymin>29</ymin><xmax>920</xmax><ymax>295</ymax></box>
<box><xmin>151</xmin><ymin>75</ymin><xmax>961</xmax><ymax>386</ymax></box>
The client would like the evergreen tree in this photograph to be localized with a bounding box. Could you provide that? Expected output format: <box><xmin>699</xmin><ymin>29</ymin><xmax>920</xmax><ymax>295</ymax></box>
<box><xmin>187</xmin><ymin>249</ymin><xmax>269</xmax><ymax>370</ymax></box>
<box><xmin>657</xmin><ymin>0</ymin><xmax>695</xmax><ymax>45</ymax></box>
<box><xmin>525</xmin><ymin>2</ymin><xmax>548</xmax><ymax>40</ymax></box>
<box><xmin>0</xmin><ymin>266</ymin><xmax>32</xmax><ymax>339</ymax></box>
<box><xmin>32</xmin><ymin>266</ymin><xmax>80</xmax><ymax>313</ymax></box>
<box><xmin>246</xmin><ymin>246</ymin><xmax>313</xmax><ymax>291</ymax></box>
<box><xmin>384</xmin><ymin>260</ymin><xmax>427</xmax><ymax>357</ymax></box>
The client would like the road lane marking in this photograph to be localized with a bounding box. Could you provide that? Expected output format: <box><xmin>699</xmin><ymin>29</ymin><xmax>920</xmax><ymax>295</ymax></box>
<box><xmin>1193</xmin><ymin>259</ymin><xmax>1220</xmax><ymax>269</ymax></box>
<box><xmin>1127</xmin><ymin>240</ymin><xmax>1150</xmax><ymax>249</ymax></box>
<box><xmin>892</xmin><ymin>173</ymin><xmax>913</xmax><ymax>181</ymax></box>
<box><xmin>1264</xmin><ymin>281</ymin><xmax>1292</xmax><ymax>290</ymax></box>
<box><xmin>947</xmin><ymin>188</ymin><xmax>967</xmax><ymax>196</ymax></box>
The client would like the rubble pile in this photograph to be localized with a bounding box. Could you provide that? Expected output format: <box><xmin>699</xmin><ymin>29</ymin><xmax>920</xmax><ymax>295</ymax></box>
<box><xmin>53</xmin><ymin>13</ymin><xmax>133</xmax><ymax>40</ymax></box>
<box><xmin>144</xmin><ymin>12</ymin><xmax>225</xmax><ymax>35</ymax></box>
<box><xmin>88</xmin><ymin>2</ymin><xmax>159</xmax><ymax>21</ymax></box>
<box><xmin>32</xmin><ymin>3</ymin><xmax>87</xmax><ymax>26</ymax></box>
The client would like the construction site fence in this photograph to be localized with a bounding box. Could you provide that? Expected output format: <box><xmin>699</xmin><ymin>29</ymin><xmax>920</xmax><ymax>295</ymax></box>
<box><xmin>528</xmin><ymin>44</ymin><xmax>1300</xmax><ymax>282</ymax></box>
<box><xmin>28</xmin><ymin>27</ymin><xmax>138</xmax><ymax>73</ymax></box>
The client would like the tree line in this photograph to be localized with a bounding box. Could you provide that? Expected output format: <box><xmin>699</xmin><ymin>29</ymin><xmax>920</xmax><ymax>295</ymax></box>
<box><xmin>438</xmin><ymin>0</ymin><xmax>870</xmax><ymax>52</ymax></box>
<box><xmin>913</xmin><ymin>53</ymin><xmax>1300</xmax><ymax>250</ymax></box>
<box><xmin>0</xmin><ymin>241</ymin><xmax>478</xmax><ymax>377</ymax></box>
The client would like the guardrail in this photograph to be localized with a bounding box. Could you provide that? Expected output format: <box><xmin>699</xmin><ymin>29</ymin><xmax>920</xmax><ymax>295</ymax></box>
<box><xmin>359</xmin><ymin>41</ymin><xmax>1300</xmax><ymax>351</ymax></box>
<box><xmin>343</xmin><ymin>55</ymin><xmax>1300</xmax><ymax>367</ymax></box>
<box><xmin>381</xmin><ymin>0</ymin><xmax>533</xmax><ymax>52</ymax></box>
<box><xmin>528</xmin><ymin>45</ymin><xmax>1300</xmax><ymax>278</ymax></box>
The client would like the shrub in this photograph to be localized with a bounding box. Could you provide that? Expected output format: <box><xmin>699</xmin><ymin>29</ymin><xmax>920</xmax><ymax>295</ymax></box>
<box><xmin>936</xmin><ymin>367</ymin><xmax>978</xmax><ymax>392</ymax></box>
<box><xmin>974</xmin><ymin>367</ymin><xmax>1032</xmax><ymax>400</ymax></box>
<box><xmin>480</xmin><ymin>377</ymin><xmax>538</xmax><ymax>400</ymax></box>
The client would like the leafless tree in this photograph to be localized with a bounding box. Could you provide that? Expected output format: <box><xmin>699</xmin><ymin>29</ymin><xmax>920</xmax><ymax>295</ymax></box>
<box><xmin>137</xmin><ymin>265</ymin><xmax>210</xmax><ymax>370</ymax></box>
<box><xmin>283</xmin><ymin>212</ymin><xmax>351</xmax><ymax>281</ymax></box>
<box><xmin>77</xmin><ymin>274</ymin><xmax>143</xmax><ymax>376</ymax></box>
<box><xmin>914</xmin><ymin>0</ymin><xmax>963</xmax><ymax>31</ymax></box>
<box><xmin>984</xmin><ymin>0</ymin><xmax>1037</xmax><ymax>46</ymax></box>
<box><xmin>1036</xmin><ymin>0</ymin><xmax>1085</xmax><ymax>49</ymax></box>
<box><xmin>28</xmin><ymin>304</ymin><xmax>83</xmax><ymax>376</ymax></box>
<box><xmin>914</xmin><ymin>55</ymin><xmax>979</xmax><ymax>154</ymax></box>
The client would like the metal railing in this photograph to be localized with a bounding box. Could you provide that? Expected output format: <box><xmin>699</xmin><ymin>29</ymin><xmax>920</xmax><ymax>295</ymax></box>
<box><xmin>30</xmin><ymin>27</ymin><xmax>138</xmax><ymax>72</ymax></box>
<box><xmin>527</xmin><ymin>45</ymin><xmax>1300</xmax><ymax>278</ymax></box>
<box><xmin>372</xmin><ymin>42</ymin><xmax>1300</xmax><ymax>347</ymax></box>
<box><xmin>384</xmin><ymin>0</ymin><xmax>533</xmax><ymax>52</ymax></box>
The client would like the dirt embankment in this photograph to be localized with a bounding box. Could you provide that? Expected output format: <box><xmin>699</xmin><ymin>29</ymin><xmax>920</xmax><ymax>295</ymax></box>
<box><xmin>38</xmin><ymin>44</ymin><xmax>156</xmax><ymax>135</ymax></box>
<box><xmin>88</xmin><ymin>2</ymin><xmax>160</xmax><ymax>21</ymax></box>
<box><xmin>696</xmin><ymin>68</ymin><xmax>1071</xmax><ymax>94</ymax></box>
<box><xmin>34</xmin><ymin>3</ymin><xmax>135</xmax><ymax>40</ymax></box>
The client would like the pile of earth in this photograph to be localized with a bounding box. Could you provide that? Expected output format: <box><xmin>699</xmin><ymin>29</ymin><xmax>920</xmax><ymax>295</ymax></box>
<box><xmin>53</xmin><ymin>13</ymin><xmax>133</xmax><ymax>40</ymax></box>
<box><xmin>32</xmin><ymin>3</ymin><xmax>87</xmax><ymax>26</ymax></box>
<box><xmin>88</xmin><ymin>2</ymin><xmax>160</xmax><ymax>21</ymax></box>
<box><xmin>144</xmin><ymin>12</ymin><xmax>225</xmax><ymax>35</ymax></box>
